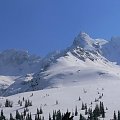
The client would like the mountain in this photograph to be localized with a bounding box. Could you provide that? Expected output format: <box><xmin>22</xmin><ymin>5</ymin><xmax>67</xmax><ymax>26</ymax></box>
<box><xmin>1</xmin><ymin>32</ymin><xmax>120</xmax><ymax>96</ymax></box>
<box><xmin>2</xmin><ymin>32</ymin><xmax>120</xmax><ymax>96</ymax></box>
<box><xmin>0</xmin><ymin>49</ymin><xmax>41</xmax><ymax>76</ymax></box>
<box><xmin>73</xmin><ymin>32</ymin><xmax>107</xmax><ymax>51</ymax></box>
<box><xmin>101</xmin><ymin>36</ymin><xmax>120</xmax><ymax>64</ymax></box>
<box><xmin>72</xmin><ymin>32</ymin><xmax>120</xmax><ymax>65</ymax></box>
<box><xmin>1</xmin><ymin>32</ymin><xmax>120</xmax><ymax>120</ymax></box>
<box><xmin>0</xmin><ymin>49</ymin><xmax>42</xmax><ymax>95</ymax></box>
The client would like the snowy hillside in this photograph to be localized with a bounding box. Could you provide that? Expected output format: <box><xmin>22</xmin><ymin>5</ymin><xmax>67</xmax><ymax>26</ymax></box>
<box><xmin>1</xmin><ymin>32</ymin><xmax>120</xmax><ymax>96</ymax></box>
<box><xmin>1</xmin><ymin>79</ymin><xmax>120</xmax><ymax>120</ymax></box>
<box><xmin>3</xmin><ymin>32</ymin><xmax>120</xmax><ymax>96</ymax></box>
<box><xmin>0</xmin><ymin>49</ymin><xmax>42</xmax><ymax>95</ymax></box>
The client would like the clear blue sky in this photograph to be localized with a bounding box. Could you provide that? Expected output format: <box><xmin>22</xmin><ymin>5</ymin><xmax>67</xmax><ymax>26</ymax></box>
<box><xmin>0</xmin><ymin>0</ymin><xmax>120</xmax><ymax>56</ymax></box>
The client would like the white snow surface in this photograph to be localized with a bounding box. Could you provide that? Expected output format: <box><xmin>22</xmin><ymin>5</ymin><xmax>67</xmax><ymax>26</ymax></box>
<box><xmin>1</xmin><ymin>79</ymin><xmax>120</xmax><ymax>120</ymax></box>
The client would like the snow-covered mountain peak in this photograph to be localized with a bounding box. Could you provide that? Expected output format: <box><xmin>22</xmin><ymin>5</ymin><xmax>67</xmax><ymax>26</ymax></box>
<box><xmin>1</xmin><ymin>32</ymin><xmax>120</xmax><ymax>96</ymax></box>
<box><xmin>72</xmin><ymin>32</ymin><xmax>95</xmax><ymax>51</ymax></box>
<box><xmin>76</xmin><ymin>32</ymin><xmax>90</xmax><ymax>38</ymax></box>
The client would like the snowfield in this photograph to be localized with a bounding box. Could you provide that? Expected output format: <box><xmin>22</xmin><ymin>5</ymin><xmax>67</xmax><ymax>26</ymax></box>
<box><xmin>1</xmin><ymin>79</ymin><xmax>120</xmax><ymax>120</ymax></box>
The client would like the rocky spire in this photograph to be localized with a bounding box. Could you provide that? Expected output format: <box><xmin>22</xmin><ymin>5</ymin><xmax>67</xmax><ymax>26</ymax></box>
<box><xmin>72</xmin><ymin>32</ymin><xmax>93</xmax><ymax>49</ymax></box>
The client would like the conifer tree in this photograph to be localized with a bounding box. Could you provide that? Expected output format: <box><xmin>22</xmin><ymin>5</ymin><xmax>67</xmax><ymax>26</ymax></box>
<box><xmin>1</xmin><ymin>110</ymin><xmax>3</xmax><ymax>117</ymax></box>
<box><xmin>81</xmin><ymin>102</ymin><xmax>85</xmax><ymax>110</ymax></box>
<box><xmin>101</xmin><ymin>103</ymin><xmax>105</xmax><ymax>118</ymax></box>
<box><xmin>18</xmin><ymin>100</ymin><xmax>20</xmax><ymax>104</ymax></box>
<box><xmin>79</xmin><ymin>96</ymin><xmax>81</xmax><ymax>101</ymax></box>
<box><xmin>37</xmin><ymin>114</ymin><xmax>40</xmax><ymax>120</ymax></box>
<box><xmin>56</xmin><ymin>100</ymin><xmax>58</xmax><ymax>105</ymax></box>
<box><xmin>25</xmin><ymin>100</ymin><xmax>28</xmax><ymax>108</ymax></box>
<box><xmin>100</xmin><ymin>101</ymin><xmax>102</xmax><ymax>114</ymax></box>
<box><xmin>20</xmin><ymin>101</ymin><xmax>22</xmax><ymax>106</ymax></box>
<box><xmin>49</xmin><ymin>113</ymin><xmax>51</xmax><ymax>120</ymax></box>
<box><xmin>5</xmin><ymin>99</ymin><xmax>9</xmax><ymax>107</ymax></box>
<box><xmin>16</xmin><ymin>110</ymin><xmax>21</xmax><ymax>120</ymax></box>
<box><xmin>85</xmin><ymin>108</ymin><xmax>87</xmax><ymax>115</ymax></box>
<box><xmin>0</xmin><ymin>110</ymin><xmax>5</xmax><ymax>120</ymax></box>
<box><xmin>42</xmin><ymin>116</ymin><xmax>44</xmax><ymax>120</ymax></box>
<box><xmin>118</xmin><ymin>111</ymin><xmax>120</xmax><ymax>120</ymax></box>
<box><xmin>84</xmin><ymin>103</ymin><xmax>87</xmax><ymax>110</ymax></box>
<box><xmin>23</xmin><ymin>97</ymin><xmax>24</xmax><ymax>101</ymax></box>
<box><xmin>35</xmin><ymin>115</ymin><xmax>37</xmax><ymax>120</ymax></box>
<box><xmin>67</xmin><ymin>109</ymin><xmax>69</xmax><ymax>113</ymax></box>
<box><xmin>93</xmin><ymin>104</ymin><xmax>100</xmax><ymax>119</ymax></box>
<box><xmin>80</xmin><ymin>114</ymin><xmax>83</xmax><ymax>120</ymax></box>
<box><xmin>5</xmin><ymin>99</ymin><xmax>12</xmax><ymax>107</ymax></box>
<box><xmin>114</xmin><ymin>111</ymin><xmax>117</xmax><ymax>120</ymax></box>
<box><xmin>79</xmin><ymin>114</ymin><xmax>86</xmax><ymax>120</ymax></box>
<box><xmin>37</xmin><ymin>108</ymin><xmax>40</xmax><ymax>114</ymax></box>
<box><xmin>99</xmin><ymin>102</ymin><xmax>105</xmax><ymax>118</ymax></box>
<box><xmin>40</xmin><ymin>107</ymin><xmax>43</xmax><ymax>114</ymax></box>
<box><xmin>85</xmin><ymin>103</ymin><xmax>87</xmax><ymax>115</ymax></box>
<box><xmin>56</xmin><ymin>110</ymin><xmax>62</xmax><ymax>120</ymax></box>
<box><xmin>88</xmin><ymin>108</ymin><xmax>93</xmax><ymax>120</ymax></box>
<box><xmin>30</xmin><ymin>113</ymin><xmax>32</xmax><ymax>120</ymax></box>
<box><xmin>75</xmin><ymin>106</ymin><xmax>78</xmax><ymax>116</ymax></box>
<box><xmin>10</xmin><ymin>113</ymin><xmax>14</xmax><ymax>120</ymax></box>
<box><xmin>24</xmin><ymin>109</ymin><xmax>26</xmax><ymax>117</ymax></box>
<box><xmin>53</xmin><ymin>110</ymin><xmax>56</xmax><ymax>120</ymax></box>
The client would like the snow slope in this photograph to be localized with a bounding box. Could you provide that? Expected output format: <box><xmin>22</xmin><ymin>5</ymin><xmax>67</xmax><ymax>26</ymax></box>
<box><xmin>3</xmin><ymin>39</ymin><xmax>120</xmax><ymax>96</ymax></box>
<box><xmin>1</xmin><ymin>79</ymin><xmax>120</xmax><ymax>120</ymax></box>
<box><xmin>0</xmin><ymin>49</ymin><xmax>42</xmax><ymax>95</ymax></box>
<box><xmin>73</xmin><ymin>32</ymin><xmax>120</xmax><ymax>65</ymax></box>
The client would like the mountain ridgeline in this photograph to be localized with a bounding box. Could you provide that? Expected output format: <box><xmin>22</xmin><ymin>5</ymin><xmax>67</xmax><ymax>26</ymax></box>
<box><xmin>1</xmin><ymin>32</ymin><xmax>120</xmax><ymax>96</ymax></box>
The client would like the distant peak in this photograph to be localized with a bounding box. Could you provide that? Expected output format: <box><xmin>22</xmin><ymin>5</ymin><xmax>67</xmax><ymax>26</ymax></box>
<box><xmin>75</xmin><ymin>32</ymin><xmax>90</xmax><ymax>40</ymax></box>
<box><xmin>79</xmin><ymin>32</ymin><xmax>90</xmax><ymax>38</ymax></box>
<box><xmin>111</xmin><ymin>36</ymin><xmax>120</xmax><ymax>42</ymax></box>
<box><xmin>2</xmin><ymin>49</ymin><xmax>28</xmax><ymax>54</ymax></box>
